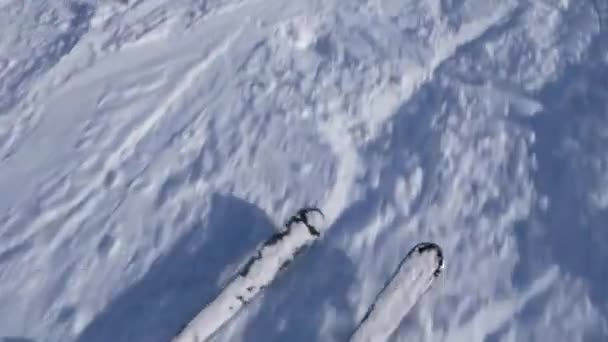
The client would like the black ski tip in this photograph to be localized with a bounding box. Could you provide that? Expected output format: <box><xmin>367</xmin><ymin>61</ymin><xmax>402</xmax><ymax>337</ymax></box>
<box><xmin>284</xmin><ymin>207</ymin><xmax>325</xmax><ymax>229</ymax></box>
<box><xmin>410</xmin><ymin>242</ymin><xmax>444</xmax><ymax>277</ymax></box>
<box><xmin>297</xmin><ymin>207</ymin><xmax>325</xmax><ymax>218</ymax></box>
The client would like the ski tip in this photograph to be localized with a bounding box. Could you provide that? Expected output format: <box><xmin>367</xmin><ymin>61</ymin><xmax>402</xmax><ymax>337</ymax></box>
<box><xmin>285</xmin><ymin>207</ymin><xmax>325</xmax><ymax>227</ymax></box>
<box><xmin>301</xmin><ymin>207</ymin><xmax>325</xmax><ymax>226</ymax></box>
<box><xmin>296</xmin><ymin>207</ymin><xmax>324</xmax><ymax>219</ymax></box>
<box><xmin>411</xmin><ymin>242</ymin><xmax>444</xmax><ymax>277</ymax></box>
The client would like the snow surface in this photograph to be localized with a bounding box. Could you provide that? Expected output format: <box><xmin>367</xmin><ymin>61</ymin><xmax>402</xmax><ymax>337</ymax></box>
<box><xmin>0</xmin><ymin>0</ymin><xmax>607</xmax><ymax>341</ymax></box>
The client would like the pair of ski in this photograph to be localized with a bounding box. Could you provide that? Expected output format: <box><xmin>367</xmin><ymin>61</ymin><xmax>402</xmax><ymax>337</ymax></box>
<box><xmin>173</xmin><ymin>208</ymin><xmax>444</xmax><ymax>342</ymax></box>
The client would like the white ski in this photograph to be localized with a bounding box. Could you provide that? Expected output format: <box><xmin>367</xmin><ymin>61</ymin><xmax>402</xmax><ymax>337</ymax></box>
<box><xmin>349</xmin><ymin>242</ymin><xmax>444</xmax><ymax>342</ymax></box>
<box><xmin>172</xmin><ymin>208</ymin><xmax>324</xmax><ymax>342</ymax></box>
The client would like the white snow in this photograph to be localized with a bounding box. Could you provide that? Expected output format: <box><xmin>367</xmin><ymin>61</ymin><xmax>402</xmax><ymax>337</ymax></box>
<box><xmin>0</xmin><ymin>0</ymin><xmax>607</xmax><ymax>342</ymax></box>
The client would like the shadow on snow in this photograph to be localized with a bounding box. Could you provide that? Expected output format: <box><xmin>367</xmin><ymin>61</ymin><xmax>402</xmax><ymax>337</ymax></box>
<box><xmin>513</xmin><ymin>32</ymin><xmax>608</xmax><ymax>330</ymax></box>
<box><xmin>1</xmin><ymin>338</ymin><xmax>37</xmax><ymax>342</ymax></box>
<box><xmin>76</xmin><ymin>193</ymin><xmax>273</xmax><ymax>342</ymax></box>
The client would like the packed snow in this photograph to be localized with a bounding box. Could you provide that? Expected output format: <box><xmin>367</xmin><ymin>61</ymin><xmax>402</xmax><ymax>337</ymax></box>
<box><xmin>0</xmin><ymin>0</ymin><xmax>607</xmax><ymax>342</ymax></box>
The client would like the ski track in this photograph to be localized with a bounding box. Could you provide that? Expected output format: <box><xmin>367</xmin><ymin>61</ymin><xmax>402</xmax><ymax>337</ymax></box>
<box><xmin>0</xmin><ymin>0</ymin><xmax>607</xmax><ymax>342</ymax></box>
<box><xmin>0</xmin><ymin>25</ymin><xmax>242</xmax><ymax>262</ymax></box>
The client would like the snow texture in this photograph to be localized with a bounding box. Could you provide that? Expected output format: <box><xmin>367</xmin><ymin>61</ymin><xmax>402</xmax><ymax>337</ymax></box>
<box><xmin>0</xmin><ymin>0</ymin><xmax>607</xmax><ymax>341</ymax></box>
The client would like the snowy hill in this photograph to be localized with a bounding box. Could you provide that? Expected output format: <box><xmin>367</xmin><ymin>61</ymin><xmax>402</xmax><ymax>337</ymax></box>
<box><xmin>0</xmin><ymin>0</ymin><xmax>607</xmax><ymax>341</ymax></box>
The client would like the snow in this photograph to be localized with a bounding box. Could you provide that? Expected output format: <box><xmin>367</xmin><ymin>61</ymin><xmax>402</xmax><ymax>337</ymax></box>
<box><xmin>0</xmin><ymin>0</ymin><xmax>607</xmax><ymax>342</ymax></box>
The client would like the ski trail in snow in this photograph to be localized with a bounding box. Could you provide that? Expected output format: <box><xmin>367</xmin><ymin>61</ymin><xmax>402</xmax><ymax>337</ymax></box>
<box><xmin>317</xmin><ymin>119</ymin><xmax>364</xmax><ymax>223</ymax></box>
<box><xmin>105</xmin><ymin>28</ymin><xmax>241</xmax><ymax>170</ymax></box>
<box><xmin>0</xmin><ymin>27</ymin><xmax>242</xmax><ymax>253</ymax></box>
<box><xmin>0</xmin><ymin>25</ymin><xmax>244</xmax><ymax>340</ymax></box>
<box><xmin>173</xmin><ymin>209</ymin><xmax>324</xmax><ymax>342</ymax></box>
<box><xmin>303</xmin><ymin>1</ymin><xmax>519</xmax><ymax>225</ymax></box>
<box><xmin>349</xmin><ymin>243</ymin><xmax>444</xmax><ymax>342</ymax></box>
<box><xmin>0</xmin><ymin>1</ymin><xmax>603</xmax><ymax>341</ymax></box>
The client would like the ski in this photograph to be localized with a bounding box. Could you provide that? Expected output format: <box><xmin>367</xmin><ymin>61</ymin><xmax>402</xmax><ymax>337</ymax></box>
<box><xmin>349</xmin><ymin>242</ymin><xmax>444</xmax><ymax>342</ymax></box>
<box><xmin>172</xmin><ymin>207</ymin><xmax>324</xmax><ymax>342</ymax></box>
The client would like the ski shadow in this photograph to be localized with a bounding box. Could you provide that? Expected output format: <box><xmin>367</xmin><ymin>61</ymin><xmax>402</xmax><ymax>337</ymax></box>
<box><xmin>76</xmin><ymin>193</ymin><xmax>273</xmax><ymax>342</ymax></box>
<box><xmin>237</xmin><ymin>220</ymin><xmax>359</xmax><ymax>342</ymax></box>
<box><xmin>513</xmin><ymin>34</ymin><xmax>608</xmax><ymax>321</ymax></box>
<box><xmin>1</xmin><ymin>338</ymin><xmax>37</xmax><ymax>342</ymax></box>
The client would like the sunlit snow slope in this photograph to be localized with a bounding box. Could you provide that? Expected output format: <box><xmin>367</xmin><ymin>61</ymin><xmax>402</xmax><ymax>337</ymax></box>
<box><xmin>0</xmin><ymin>0</ymin><xmax>607</xmax><ymax>342</ymax></box>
